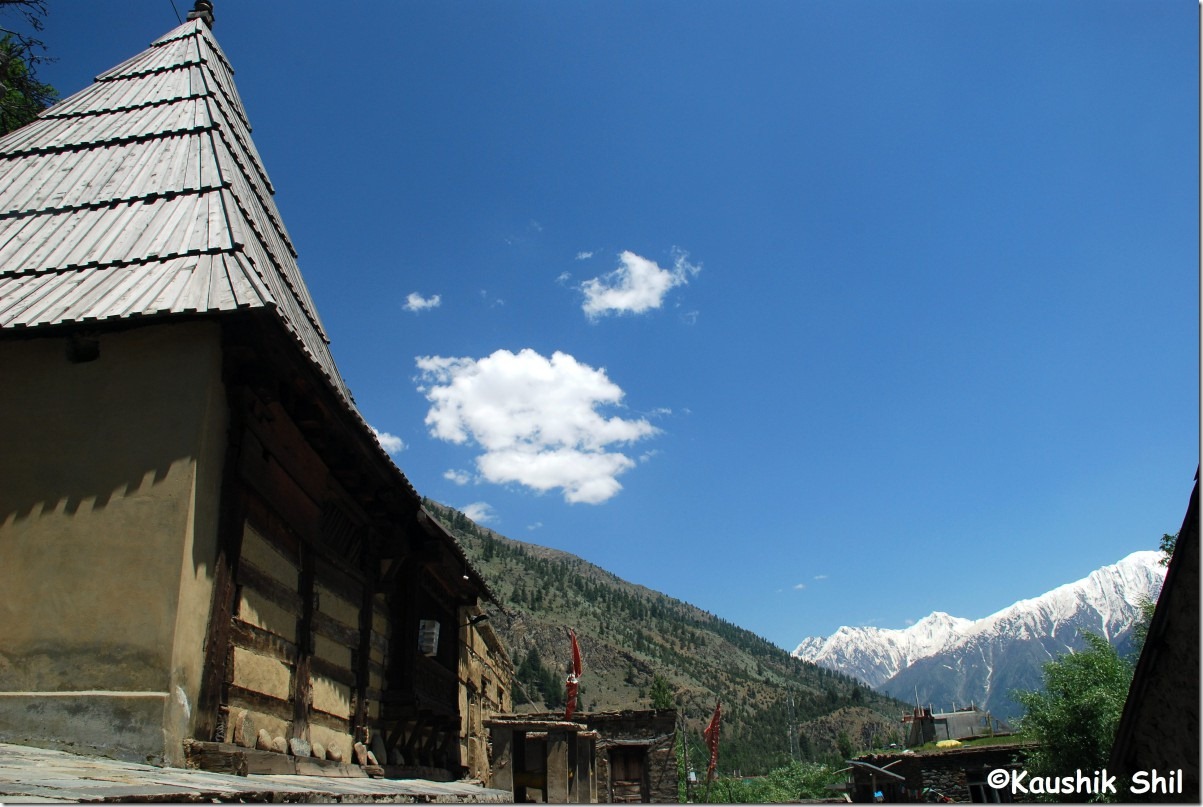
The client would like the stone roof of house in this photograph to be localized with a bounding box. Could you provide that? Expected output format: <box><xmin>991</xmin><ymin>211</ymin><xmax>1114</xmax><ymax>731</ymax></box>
<box><xmin>0</xmin><ymin>14</ymin><xmax>351</xmax><ymax>403</ymax></box>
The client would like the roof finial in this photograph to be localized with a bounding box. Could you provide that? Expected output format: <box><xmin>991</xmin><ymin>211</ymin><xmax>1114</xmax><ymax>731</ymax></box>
<box><xmin>186</xmin><ymin>0</ymin><xmax>215</xmax><ymax>28</ymax></box>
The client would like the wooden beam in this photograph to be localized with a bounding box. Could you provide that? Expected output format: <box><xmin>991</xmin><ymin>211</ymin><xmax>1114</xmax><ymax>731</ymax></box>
<box><xmin>195</xmin><ymin>383</ymin><xmax>248</xmax><ymax>742</ymax></box>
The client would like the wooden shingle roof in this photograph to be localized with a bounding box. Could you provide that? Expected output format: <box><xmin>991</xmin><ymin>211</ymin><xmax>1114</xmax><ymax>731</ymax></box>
<box><xmin>0</xmin><ymin>16</ymin><xmax>351</xmax><ymax>404</ymax></box>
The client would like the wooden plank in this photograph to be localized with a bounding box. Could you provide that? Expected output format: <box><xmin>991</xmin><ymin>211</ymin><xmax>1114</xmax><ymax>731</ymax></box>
<box><xmin>244</xmin><ymin>751</ymin><xmax>298</xmax><ymax>776</ymax></box>
<box><xmin>239</xmin><ymin>431</ymin><xmax>322</xmax><ymax>545</ymax></box>
<box><xmin>369</xmin><ymin>627</ymin><xmax>389</xmax><ymax>658</ymax></box>
<box><xmin>226</xmin><ymin>683</ymin><xmax>294</xmax><ymax>724</ymax></box>
<box><xmin>310</xmin><ymin>655</ymin><xmax>356</xmax><ymax>688</ymax></box>
<box><xmin>195</xmin><ymin>395</ymin><xmax>249</xmax><ymax>742</ymax></box>
<box><xmin>292</xmin><ymin>544</ymin><xmax>315</xmax><ymax>742</ymax></box>
<box><xmin>183</xmin><ymin>740</ymin><xmax>248</xmax><ymax>776</ymax></box>
<box><xmin>244</xmin><ymin>397</ymin><xmax>330</xmax><ymax>505</ymax></box>
<box><xmin>237</xmin><ymin>560</ymin><xmax>302</xmax><ymax>618</ymax></box>
<box><xmin>314</xmin><ymin>550</ymin><xmax>367</xmax><ymax>602</ymax></box>
<box><xmin>295</xmin><ymin>759</ymin><xmax>367</xmax><ymax>778</ymax></box>
<box><xmin>307</xmin><ymin>706</ymin><xmax>352</xmax><ymax>734</ymax></box>
<box><xmin>230</xmin><ymin>618</ymin><xmax>298</xmax><ymax>665</ymax></box>
<box><xmin>313</xmin><ymin>609</ymin><xmax>359</xmax><ymax>649</ymax></box>
<box><xmin>243</xmin><ymin>489</ymin><xmax>301</xmax><ymax>561</ymax></box>
<box><xmin>354</xmin><ymin>564</ymin><xmax>375</xmax><ymax>745</ymax></box>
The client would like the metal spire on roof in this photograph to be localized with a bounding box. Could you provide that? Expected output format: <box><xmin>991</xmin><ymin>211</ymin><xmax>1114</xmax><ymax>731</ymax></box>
<box><xmin>186</xmin><ymin>0</ymin><xmax>214</xmax><ymax>28</ymax></box>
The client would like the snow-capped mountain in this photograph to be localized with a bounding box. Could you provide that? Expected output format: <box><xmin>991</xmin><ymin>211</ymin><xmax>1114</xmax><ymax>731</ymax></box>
<box><xmin>792</xmin><ymin>611</ymin><xmax>974</xmax><ymax>688</ymax></box>
<box><xmin>792</xmin><ymin>551</ymin><xmax>1165</xmax><ymax>719</ymax></box>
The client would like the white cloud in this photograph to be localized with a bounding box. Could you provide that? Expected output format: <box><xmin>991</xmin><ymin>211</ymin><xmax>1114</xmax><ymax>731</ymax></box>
<box><xmin>581</xmin><ymin>249</ymin><xmax>700</xmax><ymax>319</ymax></box>
<box><xmin>813</xmin><ymin>574</ymin><xmax>829</xmax><ymax>581</ymax></box>
<box><xmin>416</xmin><ymin>348</ymin><xmax>659</xmax><ymax>504</ymax></box>
<box><xmin>444</xmin><ymin>469</ymin><xmax>472</xmax><ymax>485</ymax></box>
<box><xmin>404</xmin><ymin>292</ymin><xmax>442</xmax><ymax>312</ymax></box>
<box><xmin>462</xmin><ymin>502</ymin><xmax>496</xmax><ymax>524</ymax></box>
<box><xmin>370</xmin><ymin>427</ymin><xmax>405</xmax><ymax>455</ymax></box>
<box><xmin>793</xmin><ymin>583</ymin><xmax>807</xmax><ymax>591</ymax></box>
<box><xmin>575</xmin><ymin>251</ymin><xmax>595</xmax><ymax>261</ymax></box>
<box><xmin>527</xmin><ymin>522</ymin><xmax>543</xmax><ymax>531</ymax></box>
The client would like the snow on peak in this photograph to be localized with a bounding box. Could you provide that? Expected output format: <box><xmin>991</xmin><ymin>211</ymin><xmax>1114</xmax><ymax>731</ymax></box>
<box><xmin>791</xmin><ymin>550</ymin><xmax>1165</xmax><ymax>689</ymax></box>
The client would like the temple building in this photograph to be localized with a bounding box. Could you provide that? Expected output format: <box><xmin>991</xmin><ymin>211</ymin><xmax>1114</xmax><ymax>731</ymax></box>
<box><xmin>0</xmin><ymin>2</ymin><xmax>510</xmax><ymax>780</ymax></box>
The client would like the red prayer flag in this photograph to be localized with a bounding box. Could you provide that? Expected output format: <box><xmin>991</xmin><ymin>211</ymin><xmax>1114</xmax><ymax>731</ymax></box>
<box><xmin>564</xmin><ymin>629</ymin><xmax>583</xmax><ymax>720</ymax></box>
<box><xmin>703</xmin><ymin>700</ymin><xmax>722</xmax><ymax>780</ymax></box>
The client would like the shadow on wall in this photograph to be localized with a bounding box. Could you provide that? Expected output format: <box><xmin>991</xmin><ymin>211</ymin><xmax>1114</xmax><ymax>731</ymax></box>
<box><xmin>0</xmin><ymin>324</ymin><xmax>222</xmax><ymax>528</ymax></box>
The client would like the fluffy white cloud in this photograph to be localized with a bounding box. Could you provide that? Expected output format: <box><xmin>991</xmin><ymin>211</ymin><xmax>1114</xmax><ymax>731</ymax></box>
<box><xmin>462</xmin><ymin>502</ymin><xmax>496</xmax><ymax>524</ymax></box>
<box><xmin>581</xmin><ymin>249</ymin><xmax>700</xmax><ymax>319</ymax></box>
<box><xmin>415</xmin><ymin>349</ymin><xmax>658</xmax><ymax>504</ymax></box>
<box><xmin>793</xmin><ymin>583</ymin><xmax>807</xmax><ymax>591</ymax></box>
<box><xmin>404</xmin><ymin>292</ymin><xmax>442</xmax><ymax>312</ymax></box>
<box><xmin>370</xmin><ymin>427</ymin><xmax>405</xmax><ymax>455</ymax></box>
<box><xmin>444</xmin><ymin>469</ymin><xmax>472</xmax><ymax>485</ymax></box>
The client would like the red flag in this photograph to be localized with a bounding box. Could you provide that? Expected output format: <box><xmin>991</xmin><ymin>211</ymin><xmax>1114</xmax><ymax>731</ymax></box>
<box><xmin>703</xmin><ymin>701</ymin><xmax>722</xmax><ymax>781</ymax></box>
<box><xmin>564</xmin><ymin>629</ymin><xmax>583</xmax><ymax>720</ymax></box>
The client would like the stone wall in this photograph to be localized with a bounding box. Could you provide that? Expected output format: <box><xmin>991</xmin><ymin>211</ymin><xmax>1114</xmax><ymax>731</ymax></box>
<box><xmin>586</xmin><ymin>710</ymin><xmax>678</xmax><ymax>804</ymax></box>
<box><xmin>458</xmin><ymin>609</ymin><xmax>514</xmax><ymax>781</ymax></box>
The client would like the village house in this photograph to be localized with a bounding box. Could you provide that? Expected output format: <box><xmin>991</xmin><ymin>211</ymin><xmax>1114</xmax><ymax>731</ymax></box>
<box><xmin>0</xmin><ymin>1</ymin><xmax>511</xmax><ymax>781</ymax></box>
<box><xmin>848</xmin><ymin>742</ymin><xmax>1033</xmax><ymax>803</ymax></box>
<box><xmin>488</xmin><ymin>709</ymin><xmax>678</xmax><ymax>803</ymax></box>
<box><xmin>902</xmin><ymin>705</ymin><xmax>1010</xmax><ymax>747</ymax></box>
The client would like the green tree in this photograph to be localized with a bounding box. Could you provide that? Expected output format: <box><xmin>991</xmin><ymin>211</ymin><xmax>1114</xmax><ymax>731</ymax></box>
<box><xmin>701</xmin><ymin>761</ymin><xmax>840</xmax><ymax>803</ymax></box>
<box><xmin>650</xmin><ymin>673</ymin><xmax>674</xmax><ymax>709</ymax></box>
<box><xmin>1013</xmin><ymin>632</ymin><xmax>1131</xmax><ymax>785</ymax></box>
<box><xmin>835</xmin><ymin>730</ymin><xmax>854</xmax><ymax>761</ymax></box>
<box><xmin>0</xmin><ymin>1</ymin><xmax>57</xmax><ymax>135</ymax></box>
<box><xmin>1159</xmin><ymin>531</ymin><xmax>1178</xmax><ymax>566</ymax></box>
<box><xmin>1130</xmin><ymin>597</ymin><xmax>1158</xmax><ymax>659</ymax></box>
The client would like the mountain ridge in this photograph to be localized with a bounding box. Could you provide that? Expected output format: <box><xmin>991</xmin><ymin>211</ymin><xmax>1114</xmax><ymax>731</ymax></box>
<box><xmin>424</xmin><ymin>499</ymin><xmax>909</xmax><ymax>774</ymax></box>
<box><xmin>792</xmin><ymin>551</ymin><xmax>1165</xmax><ymax>718</ymax></box>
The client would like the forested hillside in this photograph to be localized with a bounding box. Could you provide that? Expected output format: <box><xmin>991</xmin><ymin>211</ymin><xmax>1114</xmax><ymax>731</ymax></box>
<box><xmin>425</xmin><ymin>500</ymin><xmax>906</xmax><ymax>775</ymax></box>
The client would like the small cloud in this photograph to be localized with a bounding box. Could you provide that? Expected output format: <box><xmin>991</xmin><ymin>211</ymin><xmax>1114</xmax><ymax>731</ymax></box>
<box><xmin>575</xmin><ymin>251</ymin><xmax>595</xmax><ymax>261</ymax></box>
<box><xmin>581</xmin><ymin>248</ymin><xmax>701</xmax><ymax>319</ymax></box>
<box><xmin>404</xmin><ymin>292</ymin><xmax>442</xmax><ymax>312</ymax></box>
<box><xmin>527</xmin><ymin>522</ymin><xmax>543</xmax><ymax>531</ymax></box>
<box><xmin>462</xmin><ymin>502</ymin><xmax>496</xmax><ymax>524</ymax></box>
<box><xmin>370</xmin><ymin>427</ymin><xmax>405</xmax><ymax>455</ymax></box>
<box><xmin>639</xmin><ymin>450</ymin><xmax>660</xmax><ymax>463</ymax></box>
<box><xmin>680</xmin><ymin>310</ymin><xmax>700</xmax><ymax>325</ymax></box>
<box><xmin>444</xmin><ymin>469</ymin><xmax>472</xmax><ymax>486</ymax></box>
<box><xmin>557</xmin><ymin>271</ymin><xmax>573</xmax><ymax>285</ymax></box>
<box><xmin>793</xmin><ymin>583</ymin><xmax>807</xmax><ymax>591</ymax></box>
<box><xmin>813</xmin><ymin>574</ymin><xmax>828</xmax><ymax>581</ymax></box>
<box><xmin>530</xmin><ymin>220</ymin><xmax>544</xmax><ymax>232</ymax></box>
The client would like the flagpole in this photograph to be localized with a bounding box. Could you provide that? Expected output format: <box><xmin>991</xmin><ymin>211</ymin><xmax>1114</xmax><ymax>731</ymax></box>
<box><xmin>702</xmin><ymin>700</ymin><xmax>721</xmax><ymax>803</ymax></box>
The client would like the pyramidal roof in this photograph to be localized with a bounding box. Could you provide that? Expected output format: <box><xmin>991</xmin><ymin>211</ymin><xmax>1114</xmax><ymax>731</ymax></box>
<box><xmin>0</xmin><ymin>15</ymin><xmax>351</xmax><ymax>402</ymax></box>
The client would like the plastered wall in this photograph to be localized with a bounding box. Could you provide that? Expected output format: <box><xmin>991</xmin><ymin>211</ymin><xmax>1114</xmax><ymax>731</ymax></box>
<box><xmin>0</xmin><ymin>323</ymin><xmax>227</xmax><ymax>764</ymax></box>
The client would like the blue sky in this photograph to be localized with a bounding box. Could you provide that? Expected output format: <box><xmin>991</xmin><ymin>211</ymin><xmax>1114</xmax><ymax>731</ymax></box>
<box><xmin>32</xmin><ymin>1</ymin><xmax>1197</xmax><ymax>650</ymax></box>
